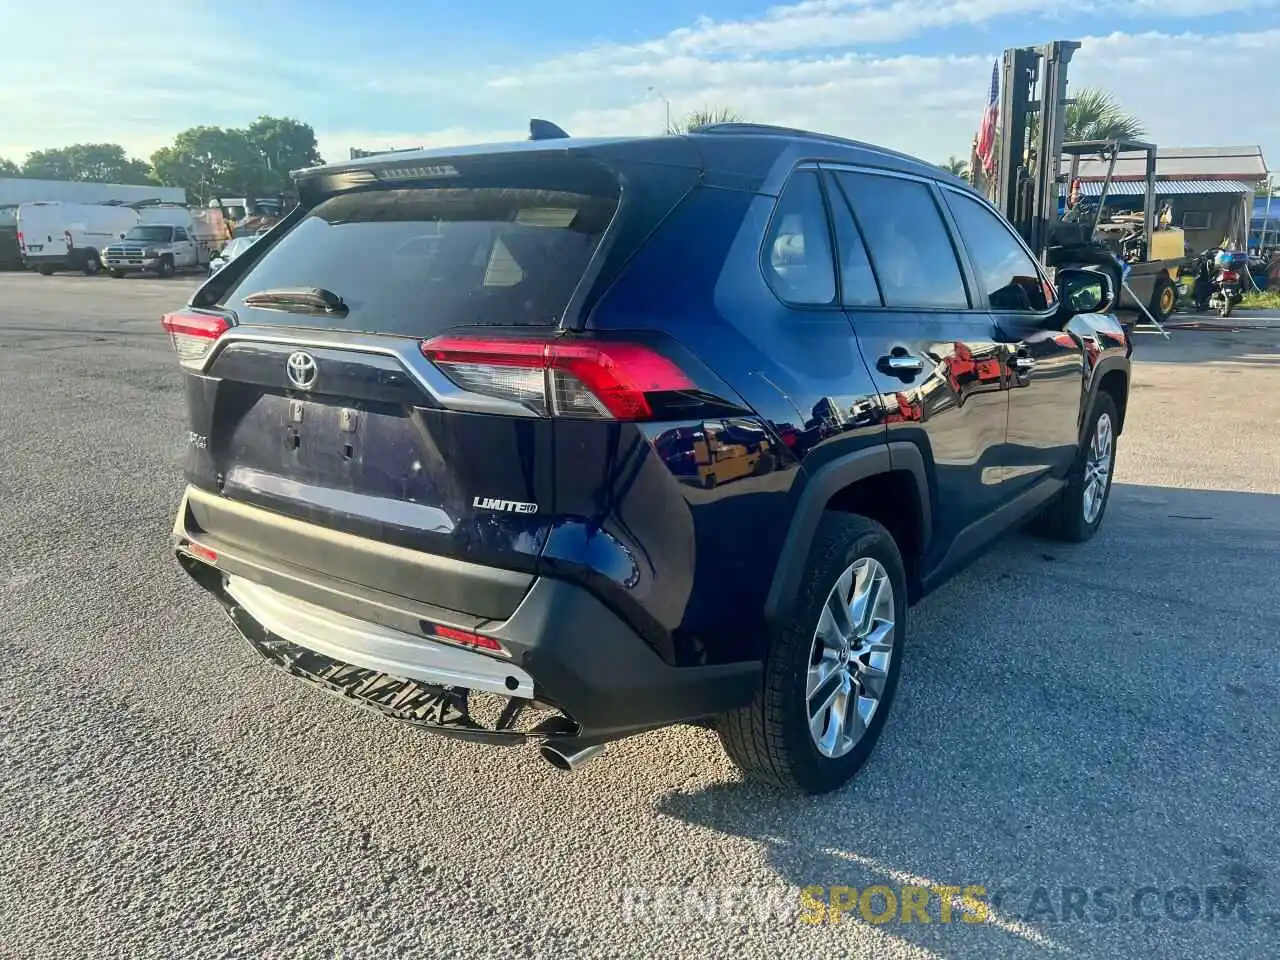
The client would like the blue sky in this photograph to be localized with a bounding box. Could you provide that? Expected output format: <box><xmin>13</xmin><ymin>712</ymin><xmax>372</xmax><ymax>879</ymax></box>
<box><xmin>2</xmin><ymin>0</ymin><xmax>1278</xmax><ymax>173</ymax></box>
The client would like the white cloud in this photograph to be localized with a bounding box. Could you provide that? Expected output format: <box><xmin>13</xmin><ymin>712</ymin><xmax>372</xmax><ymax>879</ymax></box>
<box><xmin>406</xmin><ymin>28</ymin><xmax>1280</xmax><ymax>170</ymax></box>
<box><xmin>1</xmin><ymin>0</ymin><xmax>1277</xmax><ymax>176</ymax></box>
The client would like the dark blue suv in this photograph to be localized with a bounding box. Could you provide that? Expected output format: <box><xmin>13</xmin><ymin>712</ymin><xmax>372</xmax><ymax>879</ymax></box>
<box><xmin>167</xmin><ymin>123</ymin><xmax>1130</xmax><ymax>794</ymax></box>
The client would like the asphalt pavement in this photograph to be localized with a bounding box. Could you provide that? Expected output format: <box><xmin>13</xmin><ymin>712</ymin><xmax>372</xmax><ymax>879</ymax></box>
<box><xmin>2</xmin><ymin>273</ymin><xmax>1279</xmax><ymax>959</ymax></box>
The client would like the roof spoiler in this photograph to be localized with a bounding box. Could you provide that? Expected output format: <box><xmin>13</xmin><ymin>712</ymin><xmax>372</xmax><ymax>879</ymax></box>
<box><xmin>529</xmin><ymin>119</ymin><xmax>570</xmax><ymax>141</ymax></box>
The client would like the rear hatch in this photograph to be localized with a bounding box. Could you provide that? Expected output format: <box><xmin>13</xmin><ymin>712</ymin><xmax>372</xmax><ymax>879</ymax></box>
<box><xmin>169</xmin><ymin>146</ymin><xmax>702</xmax><ymax>620</ymax></box>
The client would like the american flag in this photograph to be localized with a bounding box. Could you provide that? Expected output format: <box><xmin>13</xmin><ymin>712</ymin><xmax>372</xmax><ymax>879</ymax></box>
<box><xmin>975</xmin><ymin>60</ymin><xmax>999</xmax><ymax>176</ymax></box>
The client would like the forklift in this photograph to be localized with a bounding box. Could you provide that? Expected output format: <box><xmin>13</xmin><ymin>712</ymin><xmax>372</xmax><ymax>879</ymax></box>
<box><xmin>987</xmin><ymin>41</ymin><xmax>1180</xmax><ymax>332</ymax></box>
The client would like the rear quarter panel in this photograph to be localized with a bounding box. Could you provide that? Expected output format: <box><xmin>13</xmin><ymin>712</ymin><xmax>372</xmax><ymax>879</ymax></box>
<box><xmin>579</xmin><ymin>186</ymin><xmax>887</xmax><ymax>666</ymax></box>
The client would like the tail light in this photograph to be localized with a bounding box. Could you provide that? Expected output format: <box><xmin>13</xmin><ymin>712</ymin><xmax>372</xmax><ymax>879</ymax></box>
<box><xmin>421</xmin><ymin>335</ymin><xmax>694</xmax><ymax>420</ymax></box>
<box><xmin>16</xmin><ymin>231</ymin><xmax>24</xmax><ymax>252</ymax></box>
<box><xmin>1220</xmin><ymin>269</ymin><xmax>1239</xmax><ymax>282</ymax></box>
<box><xmin>161</xmin><ymin>310</ymin><xmax>231</xmax><ymax>368</ymax></box>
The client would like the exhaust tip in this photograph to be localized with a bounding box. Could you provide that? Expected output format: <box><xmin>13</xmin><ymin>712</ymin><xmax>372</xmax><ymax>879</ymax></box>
<box><xmin>539</xmin><ymin>742</ymin><xmax>605</xmax><ymax>772</ymax></box>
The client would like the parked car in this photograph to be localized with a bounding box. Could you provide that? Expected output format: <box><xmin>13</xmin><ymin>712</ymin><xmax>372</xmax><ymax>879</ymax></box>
<box><xmin>165</xmin><ymin>124</ymin><xmax>1131</xmax><ymax>794</ymax></box>
<box><xmin>16</xmin><ymin>201</ymin><xmax>138</xmax><ymax>275</ymax></box>
<box><xmin>104</xmin><ymin>223</ymin><xmax>211</xmax><ymax>278</ymax></box>
<box><xmin>208</xmin><ymin>235</ymin><xmax>260</xmax><ymax>275</ymax></box>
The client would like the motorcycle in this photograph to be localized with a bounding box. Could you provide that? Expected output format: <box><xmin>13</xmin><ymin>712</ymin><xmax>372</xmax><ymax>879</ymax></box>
<box><xmin>1210</xmin><ymin>249</ymin><xmax>1247</xmax><ymax>318</ymax></box>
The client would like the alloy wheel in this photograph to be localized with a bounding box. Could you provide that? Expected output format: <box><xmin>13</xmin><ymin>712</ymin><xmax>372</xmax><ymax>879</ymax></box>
<box><xmin>1082</xmin><ymin>411</ymin><xmax>1114</xmax><ymax>525</ymax></box>
<box><xmin>806</xmin><ymin>557</ymin><xmax>896</xmax><ymax>759</ymax></box>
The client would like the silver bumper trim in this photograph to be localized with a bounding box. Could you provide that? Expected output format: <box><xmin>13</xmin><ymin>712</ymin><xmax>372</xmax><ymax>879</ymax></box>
<box><xmin>225</xmin><ymin>575</ymin><xmax>535</xmax><ymax>699</ymax></box>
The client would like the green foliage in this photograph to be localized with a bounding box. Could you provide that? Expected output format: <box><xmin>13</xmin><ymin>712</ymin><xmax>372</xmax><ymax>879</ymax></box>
<box><xmin>19</xmin><ymin>143</ymin><xmax>153</xmax><ymax>184</ymax></box>
<box><xmin>939</xmin><ymin>156</ymin><xmax>969</xmax><ymax>178</ymax></box>
<box><xmin>9</xmin><ymin>116</ymin><xmax>322</xmax><ymax>203</ymax></box>
<box><xmin>1242</xmin><ymin>290</ymin><xmax>1280</xmax><ymax>309</ymax></box>
<box><xmin>151</xmin><ymin>125</ymin><xmax>267</xmax><ymax>204</ymax></box>
<box><xmin>244</xmin><ymin>116</ymin><xmax>324</xmax><ymax>192</ymax></box>
<box><xmin>676</xmin><ymin>107</ymin><xmax>743</xmax><ymax>133</ymax></box>
<box><xmin>1064</xmin><ymin>88</ymin><xmax>1145</xmax><ymax>143</ymax></box>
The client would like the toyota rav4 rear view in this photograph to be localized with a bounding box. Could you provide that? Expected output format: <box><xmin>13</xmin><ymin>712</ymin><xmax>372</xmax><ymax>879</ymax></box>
<box><xmin>168</xmin><ymin>124</ymin><xmax>1130</xmax><ymax>794</ymax></box>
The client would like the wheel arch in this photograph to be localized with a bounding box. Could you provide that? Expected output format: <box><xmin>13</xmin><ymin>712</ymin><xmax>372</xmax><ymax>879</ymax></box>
<box><xmin>764</xmin><ymin>441</ymin><xmax>932</xmax><ymax>620</ymax></box>
<box><xmin>1088</xmin><ymin>357</ymin><xmax>1130</xmax><ymax>437</ymax></box>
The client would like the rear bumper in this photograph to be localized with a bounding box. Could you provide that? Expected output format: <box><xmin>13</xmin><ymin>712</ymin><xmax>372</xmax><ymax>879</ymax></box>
<box><xmin>173</xmin><ymin>489</ymin><xmax>760</xmax><ymax>744</ymax></box>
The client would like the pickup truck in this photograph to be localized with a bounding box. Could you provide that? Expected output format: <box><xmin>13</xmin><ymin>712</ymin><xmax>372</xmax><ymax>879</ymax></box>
<box><xmin>103</xmin><ymin>224</ymin><xmax>212</xmax><ymax>278</ymax></box>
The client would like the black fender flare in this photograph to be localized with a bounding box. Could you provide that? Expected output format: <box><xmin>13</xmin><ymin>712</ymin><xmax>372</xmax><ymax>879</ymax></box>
<box><xmin>763</xmin><ymin>441</ymin><xmax>932</xmax><ymax>622</ymax></box>
<box><xmin>1083</xmin><ymin>355</ymin><xmax>1130</xmax><ymax>439</ymax></box>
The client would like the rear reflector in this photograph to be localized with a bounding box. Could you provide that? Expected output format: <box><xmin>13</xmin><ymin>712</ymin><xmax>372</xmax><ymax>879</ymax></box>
<box><xmin>421</xmin><ymin>335</ymin><xmax>693</xmax><ymax>420</ymax></box>
<box><xmin>1220</xmin><ymin>270</ymin><xmax>1239</xmax><ymax>282</ymax></box>
<box><xmin>183</xmin><ymin>542</ymin><xmax>218</xmax><ymax>564</ymax></box>
<box><xmin>162</xmin><ymin>311</ymin><xmax>231</xmax><ymax>368</ymax></box>
<box><xmin>433</xmin><ymin>624</ymin><xmax>505</xmax><ymax>654</ymax></box>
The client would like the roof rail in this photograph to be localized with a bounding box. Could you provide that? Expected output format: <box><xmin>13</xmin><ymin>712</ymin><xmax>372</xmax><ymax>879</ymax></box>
<box><xmin>696</xmin><ymin>122</ymin><xmax>948</xmax><ymax>172</ymax></box>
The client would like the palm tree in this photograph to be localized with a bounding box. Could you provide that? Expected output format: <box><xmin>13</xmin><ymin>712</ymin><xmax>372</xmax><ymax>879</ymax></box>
<box><xmin>940</xmin><ymin>156</ymin><xmax>969</xmax><ymax>178</ymax></box>
<box><xmin>675</xmin><ymin>107</ymin><xmax>742</xmax><ymax>134</ymax></box>
<box><xmin>1064</xmin><ymin>88</ymin><xmax>1145</xmax><ymax>143</ymax></box>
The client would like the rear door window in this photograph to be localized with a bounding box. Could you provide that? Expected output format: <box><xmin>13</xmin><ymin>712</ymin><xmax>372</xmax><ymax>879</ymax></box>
<box><xmin>221</xmin><ymin>185</ymin><xmax>618</xmax><ymax>335</ymax></box>
<box><xmin>832</xmin><ymin>172</ymin><xmax>970</xmax><ymax>310</ymax></box>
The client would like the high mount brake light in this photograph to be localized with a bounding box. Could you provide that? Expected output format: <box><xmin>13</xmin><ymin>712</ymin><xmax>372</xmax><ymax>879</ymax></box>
<box><xmin>161</xmin><ymin>311</ymin><xmax>231</xmax><ymax>368</ymax></box>
<box><xmin>421</xmin><ymin>335</ymin><xmax>694</xmax><ymax>420</ymax></box>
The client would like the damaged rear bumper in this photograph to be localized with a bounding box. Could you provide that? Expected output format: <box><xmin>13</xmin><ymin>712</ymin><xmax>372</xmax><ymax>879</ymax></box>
<box><xmin>173</xmin><ymin>488</ymin><xmax>761</xmax><ymax>747</ymax></box>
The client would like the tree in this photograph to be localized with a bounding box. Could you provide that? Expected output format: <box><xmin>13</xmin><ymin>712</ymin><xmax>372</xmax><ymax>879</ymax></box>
<box><xmin>19</xmin><ymin>143</ymin><xmax>153</xmax><ymax>183</ymax></box>
<box><xmin>1064</xmin><ymin>88</ymin><xmax>1145</xmax><ymax>143</ymax></box>
<box><xmin>940</xmin><ymin>156</ymin><xmax>970</xmax><ymax>178</ymax></box>
<box><xmin>0</xmin><ymin>157</ymin><xmax>19</xmax><ymax>178</ymax></box>
<box><xmin>244</xmin><ymin>116</ymin><xmax>322</xmax><ymax>193</ymax></box>
<box><xmin>675</xmin><ymin>107</ymin><xmax>742</xmax><ymax>133</ymax></box>
<box><xmin>151</xmin><ymin>126</ymin><xmax>267</xmax><ymax>204</ymax></box>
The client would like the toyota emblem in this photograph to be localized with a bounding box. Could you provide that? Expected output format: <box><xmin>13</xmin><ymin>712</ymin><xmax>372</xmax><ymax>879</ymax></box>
<box><xmin>286</xmin><ymin>351</ymin><xmax>318</xmax><ymax>390</ymax></box>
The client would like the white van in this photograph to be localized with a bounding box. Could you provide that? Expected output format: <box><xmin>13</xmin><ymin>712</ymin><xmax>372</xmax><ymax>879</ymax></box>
<box><xmin>16</xmin><ymin>201</ymin><xmax>139</xmax><ymax>275</ymax></box>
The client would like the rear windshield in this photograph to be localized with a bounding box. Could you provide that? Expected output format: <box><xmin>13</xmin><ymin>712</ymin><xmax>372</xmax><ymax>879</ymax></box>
<box><xmin>220</xmin><ymin>186</ymin><xmax>619</xmax><ymax>334</ymax></box>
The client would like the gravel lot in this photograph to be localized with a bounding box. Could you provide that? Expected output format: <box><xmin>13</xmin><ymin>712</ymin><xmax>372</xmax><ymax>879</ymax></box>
<box><xmin>2</xmin><ymin>273</ymin><xmax>1279</xmax><ymax>959</ymax></box>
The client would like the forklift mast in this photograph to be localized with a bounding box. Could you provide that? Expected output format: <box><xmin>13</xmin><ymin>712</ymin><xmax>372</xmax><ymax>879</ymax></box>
<box><xmin>992</xmin><ymin>41</ymin><xmax>1079</xmax><ymax>263</ymax></box>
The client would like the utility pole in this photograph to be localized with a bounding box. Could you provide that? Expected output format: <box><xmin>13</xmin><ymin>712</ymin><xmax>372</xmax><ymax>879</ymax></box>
<box><xmin>647</xmin><ymin>86</ymin><xmax>672</xmax><ymax>134</ymax></box>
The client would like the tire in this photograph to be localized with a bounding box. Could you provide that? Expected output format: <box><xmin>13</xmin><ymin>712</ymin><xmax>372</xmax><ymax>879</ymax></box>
<box><xmin>81</xmin><ymin>250</ymin><xmax>101</xmax><ymax>276</ymax></box>
<box><xmin>109</xmin><ymin>270</ymin><xmax>125</xmax><ymax>279</ymax></box>
<box><xmin>717</xmin><ymin>513</ymin><xmax>908</xmax><ymax>794</ymax></box>
<box><xmin>1029</xmin><ymin>392</ymin><xmax>1118</xmax><ymax>543</ymax></box>
<box><xmin>157</xmin><ymin>257</ymin><xmax>175</xmax><ymax>279</ymax></box>
<box><xmin>1149</xmin><ymin>275</ymin><xmax>1176</xmax><ymax>321</ymax></box>
<box><xmin>1220</xmin><ymin>296</ymin><xmax>1233</xmax><ymax>319</ymax></box>
<box><xmin>37</xmin><ymin>266</ymin><xmax>54</xmax><ymax>276</ymax></box>
<box><xmin>703</xmin><ymin>473</ymin><xmax>717</xmax><ymax>490</ymax></box>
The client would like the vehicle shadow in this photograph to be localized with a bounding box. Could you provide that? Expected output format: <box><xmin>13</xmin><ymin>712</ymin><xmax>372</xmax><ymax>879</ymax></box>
<box><xmin>655</xmin><ymin>483</ymin><xmax>1280</xmax><ymax>957</ymax></box>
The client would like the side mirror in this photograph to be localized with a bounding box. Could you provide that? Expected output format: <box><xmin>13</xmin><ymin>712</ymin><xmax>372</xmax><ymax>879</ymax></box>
<box><xmin>1056</xmin><ymin>267</ymin><xmax>1116</xmax><ymax>316</ymax></box>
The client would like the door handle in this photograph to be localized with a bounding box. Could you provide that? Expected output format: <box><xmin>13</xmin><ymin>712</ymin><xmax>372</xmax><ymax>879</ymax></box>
<box><xmin>879</xmin><ymin>354</ymin><xmax>924</xmax><ymax>374</ymax></box>
<box><xmin>1011</xmin><ymin>356</ymin><xmax>1036</xmax><ymax>372</ymax></box>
